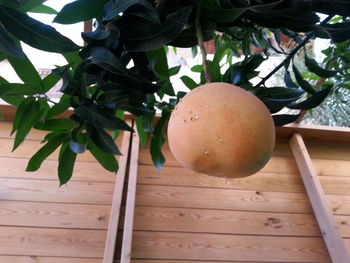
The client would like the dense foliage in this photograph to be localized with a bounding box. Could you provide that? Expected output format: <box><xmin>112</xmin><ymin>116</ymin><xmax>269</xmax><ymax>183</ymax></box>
<box><xmin>0</xmin><ymin>0</ymin><xmax>349</xmax><ymax>184</ymax></box>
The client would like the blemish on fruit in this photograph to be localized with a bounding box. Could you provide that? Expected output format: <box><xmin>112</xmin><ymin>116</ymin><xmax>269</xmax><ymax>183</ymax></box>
<box><xmin>218</xmin><ymin>137</ymin><xmax>224</xmax><ymax>143</ymax></box>
<box><xmin>201</xmin><ymin>148</ymin><xmax>209</xmax><ymax>154</ymax></box>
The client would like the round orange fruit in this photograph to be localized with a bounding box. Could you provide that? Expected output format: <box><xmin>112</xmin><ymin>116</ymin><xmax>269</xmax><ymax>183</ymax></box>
<box><xmin>167</xmin><ymin>82</ymin><xmax>275</xmax><ymax>178</ymax></box>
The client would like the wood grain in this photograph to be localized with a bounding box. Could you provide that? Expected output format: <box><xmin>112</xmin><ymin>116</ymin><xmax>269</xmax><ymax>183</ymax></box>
<box><xmin>131</xmin><ymin>261</ymin><xmax>303</xmax><ymax>263</ymax></box>
<box><xmin>103</xmin><ymin>121</ymin><xmax>133</xmax><ymax>263</ymax></box>
<box><xmin>327</xmin><ymin>194</ymin><xmax>350</xmax><ymax>215</ymax></box>
<box><xmin>133</xmin><ymin>206</ymin><xmax>321</xmax><ymax>237</ymax></box>
<box><xmin>138</xmin><ymin>142</ymin><xmax>294</xmax><ymax>167</ymax></box>
<box><xmin>0</xmin><ymin>256</ymin><xmax>101</xmax><ymax>263</ymax></box>
<box><xmin>0</xmin><ymin>157</ymin><xmax>116</xmax><ymax>182</ymax></box>
<box><xmin>304</xmin><ymin>140</ymin><xmax>350</xmax><ymax>161</ymax></box>
<box><xmin>131</xmin><ymin>231</ymin><xmax>330</xmax><ymax>262</ymax></box>
<box><xmin>0</xmin><ymin>226</ymin><xmax>106</xmax><ymax>258</ymax></box>
<box><xmin>0</xmin><ymin>121</ymin><xmax>123</xmax><ymax>145</ymax></box>
<box><xmin>135</xmin><ymin>185</ymin><xmax>312</xmax><ymax>214</ymax></box>
<box><xmin>313</xmin><ymin>158</ymin><xmax>350</xmax><ymax>177</ymax></box>
<box><xmin>290</xmin><ymin>133</ymin><xmax>350</xmax><ymax>263</ymax></box>
<box><xmin>0</xmin><ymin>138</ymin><xmax>96</xmax><ymax>162</ymax></box>
<box><xmin>0</xmin><ymin>178</ymin><xmax>114</xmax><ymax>204</ymax></box>
<box><xmin>138</xmin><ymin>165</ymin><xmax>304</xmax><ymax>193</ymax></box>
<box><xmin>0</xmin><ymin>200</ymin><xmax>110</xmax><ymax>229</ymax></box>
<box><xmin>121</xmin><ymin>131</ymin><xmax>140</xmax><ymax>263</ymax></box>
<box><xmin>276</xmin><ymin>123</ymin><xmax>350</xmax><ymax>144</ymax></box>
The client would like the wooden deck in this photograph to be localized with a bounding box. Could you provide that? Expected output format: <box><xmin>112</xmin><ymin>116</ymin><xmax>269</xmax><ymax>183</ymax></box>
<box><xmin>1</xmin><ymin>113</ymin><xmax>350</xmax><ymax>263</ymax></box>
<box><xmin>0</xmin><ymin>121</ymin><xmax>128</xmax><ymax>263</ymax></box>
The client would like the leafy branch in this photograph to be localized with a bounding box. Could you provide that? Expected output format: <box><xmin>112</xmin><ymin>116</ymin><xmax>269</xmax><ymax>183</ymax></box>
<box><xmin>254</xmin><ymin>15</ymin><xmax>334</xmax><ymax>88</ymax></box>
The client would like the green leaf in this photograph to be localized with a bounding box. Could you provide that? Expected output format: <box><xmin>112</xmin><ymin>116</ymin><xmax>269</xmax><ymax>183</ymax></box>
<box><xmin>0</xmin><ymin>83</ymin><xmax>44</xmax><ymax>95</ymax></box>
<box><xmin>26</xmin><ymin>133</ymin><xmax>69</xmax><ymax>171</ymax></box>
<box><xmin>90</xmin><ymin>47</ymin><xmax>126</xmax><ymax>73</ymax></box>
<box><xmin>63</xmin><ymin>51</ymin><xmax>83</xmax><ymax>72</ymax></box>
<box><xmin>81</xmin><ymin>30</ymin><xmax>110</xmax><ymax>43</ymax></box>
<box><xmin>46</xmin><ymin>95</ymin><xmax>70</xmax><ymax>119</ymax></box>
<box><xmin>304</xmin><ymin>54</ymin><xmax>338</xmax><ymax>78</ymax></box>
<box><xmin>112</xmin><ymin>110</ymin><xmax>125</xmax><ymax>140</ymax></box>
<box><xmin>288</xmin><ymin>84</ymin><xmax>333</xmax><ymax>110</ymax></box>
<box><xmin>284</xmin><ymin>70</ymin><xmax>298</xmax><ymax>89</ymax></box>
<box><xmin>203</xmin><ymin>6</ymin><xmax>247</xmax><ymax>24</ymax></box>
<box><xmin>75</xmin><ymin>104</ymin><xmax>133</xmax><ymax>131</ymax></box>
<box><xmin>13</xmin><ymin>98</ymin><xmax>44</xmax><ymax>151</ymax></box>
<box><xmin>273</xmin><ymin>114</ymin><xmax>301</xmax><ymax>127</ymax></box>
<box><xmin>58</xmin><ymin>142</ymin><xmax>77</xmax><ymax>186</ymax></box>
<box><xmin>181</xmin><ymin>75</ymin><xmax>198</xmax><ymax>90</ymax></box>
<box><xmin>42</xmin><ymin>73</ymin><xmax>60</xmax><ymax>93</ymax></box>
<box><xmin>0</xmin><ymin>5</ymin><xmax>80</xmax><ymax>53</ymax></box>
<box><xmin>104</xmin><ymin>0</ymin><xmax>160</xmax><ymax>23</ymax></box>
<box><xmin>8</xmin><ymin>55</ymin><xmax>42</xmax><ymax>85</ymax></box>
<box><xmin>34</xmin><ymin>119</ymin><xmax>74</xmax><ymax>131</ymax></box>
<box><xmin>87</xmin><ymin>124</ymin><xmax>122</xmax><ymax>155</ymax></box>
<box><xmin>11</xmin><ymin>96</ymin><xmax>35</xmax><ymax>135</ymax></box>
<box><xmin>123</xmin><ymin>6</ymin><xmax>193</xmax><ymax>52</ymax></box>
<box><xmin>255</xmin><ymin>87</ymin><xmax>304</xmax><ymax>99</ymax></box>
<box><xmin>292</xmin><ymin>64</ymin><xmax>316</xmax><ymax>94</ymax></box>
<box><xmin>87</xmin><ymin>138</ymin><xmax>118</xmax><ymax>172</ymax></box>
<box><xmin>54</xmin><ymin>0</ymin><xmax>108</xmax><ymax>24</ymax></box>
<box><xmin>0</xmin><ymin>24</ymin><xmax>24</xmax><ymax>58</ymax></box>
<box><xmin>29</xmin><ymin>4</ymin><xmax>58</xmax><ymax>14</ymax></box>
<box><xmin>135</xmin><ymin>116</ymin><xmax>148</xmax><ymax>147</ymax></box>
<box><xmin>150</xmin><ymin>110</ymin><xmax>170</xmax><ymax>172</ymax></box>
<box><xmin>259</xmin><ymin>96</ymin><xmax>299</xmax><ymax>114</ymax></box>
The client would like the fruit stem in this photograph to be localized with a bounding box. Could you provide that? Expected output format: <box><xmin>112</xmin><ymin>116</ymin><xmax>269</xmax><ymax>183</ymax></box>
<box><xmin>195</xmin><ymin>2</ymin><xmax>212</xmax><ymax>83</ymax></box>
<box><xmin>254</xmin><ymin>15</ymin><xmax>333</xmax><ymax>88</ymax></box>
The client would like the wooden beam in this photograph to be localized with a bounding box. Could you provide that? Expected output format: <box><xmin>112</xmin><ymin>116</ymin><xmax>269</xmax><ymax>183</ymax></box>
<box><xmin>121</xmin><ymin>130</ymin><xmax>140</xmax><ymax>263</ymax></box>
<box><xmin>103</xmin><ymin>122</ymin><xmax>133</xmax><ymax>263</ymax></box>
<box><xmin>289</xmin><ymin>132</ymin><xmax>350</xmax><ymax>263</ymax></box>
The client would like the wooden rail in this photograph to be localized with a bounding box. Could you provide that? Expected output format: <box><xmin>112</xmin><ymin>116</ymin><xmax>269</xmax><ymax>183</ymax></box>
<box><xmin>103</xmin><ymin>120</ymin><xmax>133</xmax><ymax>263</ymax></box>
<box><xmin>289</xmin><ymin>133</ymin><xmax>350</xmax><ymax>263</ymax></box>
<box><xmin>121</xmin><ymin>130</ymin><xmax>140</xmax><ymax>263</ymax></box>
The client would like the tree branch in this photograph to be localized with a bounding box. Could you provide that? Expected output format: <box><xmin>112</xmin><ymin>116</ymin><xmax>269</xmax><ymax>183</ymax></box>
<box><xmin>254</xmin><ymin>15</ymin><xmax>333</xmax><ymax>88</ymax></box>
<box><xmin>195</xmin><ymin>2</ymin><xmax>212</xmax><ymax>83</ymax></box>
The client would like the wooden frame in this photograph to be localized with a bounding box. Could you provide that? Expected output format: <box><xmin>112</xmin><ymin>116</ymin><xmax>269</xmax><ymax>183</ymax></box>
<box><xmin>2</xmin><ymin>103</ymin><xmax>350</xmax><ymax>262</ymax></box>
<box><xmin>103</xmin><ymin>120</ymin><xmax>133</xmax><ymax>263</ymax></box>
<box><xmin>290</xmin><ymin>133</ymin><xmax>350</xmax><ymax>263</ymax></box>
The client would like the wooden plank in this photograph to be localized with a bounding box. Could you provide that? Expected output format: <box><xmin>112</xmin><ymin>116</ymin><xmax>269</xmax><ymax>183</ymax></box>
<box><xmin>0</xmin><ymin>256</ymin><xmax>101</xmax><ymax>263</ymax></box>
<box><xmin>121</xmin><ymin>131</ymin><xmax>140</xmax><ymax>263</ymax></box>
<box><xmin>0</xmin><ymin>157</ymin><xmax>116</xmax><ymax>182</ymax></box>
<box><xmin>138</xmin><ymin>165</ymin><xmax>305</xmax><ymax>193</ymax></box>
<box><xmin>313</xmin><ymin>158</ymin><xmax>350</xmax><ymax>177</ymax></box>
<box><xmin>304</xmin><ymin>140</ymin><xmax>350</xmax><ymax>161</ymax></box>
<box><xmin>327</xmin><ymin>194</ymin><xmax>350</xmax><ymax>215</ymax></box>
<box><xmin>139</xmin><ymin>165</ymin><xmax>350</xmax><ymax>195</ymax></box>
<box><xmin>0</xmin><ymin>226</ymin><xmax>106</xmax><ymax>258</ymax></box>
<box><xmin>0</xmin><ymin>121</ymin><xmax>123</xmax><ymax>145</ymax></box>
<box><xmin>133</xmin><ymin>206</ymin><xmax>320</xmax><ymax>237</ymax></box>
<box><xmin>0</xmin><ymin>138</ymin><xmax>95</xmax><ymax>162</ymax></box>
<box><xmin>138</xmin><ymin>142</ymin><xmax>293</xmax><ymax>167</ymax></box>
<box><xmin>289</xmin><ymin>133</ymin><xmax>350</xmax><ymax>263</ymax></box>
<box><xmin>103</xmin><ymin>122</ymin><xmax>133</xmax><ymax>263</ymax></box>
<box><xmin>131</xmin><ymin>261</ymin><xmax>302</xmax><ymax>263</ymax></box>
<box><xmin>140</xmin><ymin>155</ymin><xmax>300</xmax><ymax>175</ymax></box>
<box><xmin>0</xmin><ymin>178</ymin><xmax>114</xmax><ymax>204</ymax></box>
<box><xmin>276</xmin><ymin>123</ymin><xmax>350</xmax><ymax>144</ymax></box>
<box><xmin>335</xmin><ymin>215</ymin><xmax>350</xmax><ymax>238</ymax></box>
<box><xmin>135</xmin><ymin>185</ymin><xmax>312</xmax><ymax>214</ymax></box>
<box><xmin>0</xmin><ymin>200</ymin><xmax>110</xmax><ymax>229</ymax></box>
<box><xmin>131</xmin><ymin>231</ymin><xmax>330</xmax><ymax>262</ymax></box>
